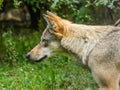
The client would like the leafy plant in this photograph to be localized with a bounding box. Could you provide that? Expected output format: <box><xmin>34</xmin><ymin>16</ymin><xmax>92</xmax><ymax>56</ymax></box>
<box><xmin>1</xmin><ymin>30</ymin><xmax>18</xmax><ymax>66</ymax></box>
<box><xmin>0</xmin><ymin>0</ymin><xmax>118</xmax><ymax>24</ymax></box>
<box><xmin>0</xmin><ymin>0</ymin><xmax>3</xmax><ymax>10</ymax></box>
<box><xmin>94</xmin><ymin>0</ymin><xmax>118</xmax><ymax>9</ymax></box>
<box><xmin>13</xmin><ymin>0</ymin><xmax>22</xmax><ymax>8</ymax></box>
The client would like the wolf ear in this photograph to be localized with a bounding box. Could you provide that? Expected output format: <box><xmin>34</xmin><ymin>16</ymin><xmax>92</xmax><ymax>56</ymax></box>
<box><xmin>46</xmin><ymin>11</ymin><xmax>61</xmax><ymax>19</ymax></box>
<box><xmin>43</xmin><ymin>14</ymin><xmax>53</xmax><ymax>27</ymax></box>
<box><xmin>43</xmin><ymin>12</ymin><xmax>60</xmax><ymax>31</ymax></box>
<box><xmin>43</xmin><ymin>11</ymin><xmax>62</xmax><ymax>24</ymax></box>
<box><xmin>43</xmin><ymin>11</ymin><xmax>65</xmax><ymax>38</ymax></box>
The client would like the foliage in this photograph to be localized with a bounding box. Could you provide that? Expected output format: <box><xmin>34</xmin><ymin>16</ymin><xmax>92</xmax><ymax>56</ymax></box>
<box><xmin>13</xmin><ymin>0</ymin><xmax>22</xmax><ymax>8</ymax></box>
<box><xmin>0</xmin><ymin>0</ymin><xmax>3</xmax><ymax>10</ymax></box>
<box><xmin>94</xmin><ymin>0</ymin><xmax>118</xmax><ymax>8</ymax></box>
<box><xmin>47</xmin><ymin>0</ymin><xmax>118</xmax><ymax>23</ymax></box>
<box><xmin>0</xmin><ymin>0</ymin><xmax>118</xmax><ymax>24</ymax></box>
<box><xmin>2</xmin><ymin>30</ymin><xmax>18</xmax><ymax>66</ymax></box>
<box><xmin>48</xmin><ymin>0</ymin><xmax>92</xmax><ymax>23</ymax></box>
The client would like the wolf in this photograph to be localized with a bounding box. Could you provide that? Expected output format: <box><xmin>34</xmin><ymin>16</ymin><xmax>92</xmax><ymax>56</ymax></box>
<box><xmin>26</xmin><ymin>11</ymin><xmax>120</xmax><ymax>90</ymax></box>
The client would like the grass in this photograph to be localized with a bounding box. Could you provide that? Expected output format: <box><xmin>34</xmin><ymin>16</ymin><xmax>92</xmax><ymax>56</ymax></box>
<box><xmin>0</xmin><ymin>29</ymin><xmax>98</xmax><ymax>90</ymax></box>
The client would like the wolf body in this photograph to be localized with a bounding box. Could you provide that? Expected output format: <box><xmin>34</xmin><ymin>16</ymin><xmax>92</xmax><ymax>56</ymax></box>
<box><xmin>26</xmin><ymin>11</ymin><xmax>120</xmax><ymax>90</ymax></box>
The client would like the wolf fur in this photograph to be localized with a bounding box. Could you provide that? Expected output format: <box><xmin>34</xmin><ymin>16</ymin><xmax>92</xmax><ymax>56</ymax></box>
<box><xmin>26</xmin><ymin>11</ymin><xmax>120</xmax><ymax>90</ymax></box>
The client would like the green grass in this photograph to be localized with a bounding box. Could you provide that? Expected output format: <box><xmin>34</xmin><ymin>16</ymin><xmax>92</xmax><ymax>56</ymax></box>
<box><xmin>0</xmin><ymin>30</ymin><xmax>98</xmax><ymax>90</ymax></box>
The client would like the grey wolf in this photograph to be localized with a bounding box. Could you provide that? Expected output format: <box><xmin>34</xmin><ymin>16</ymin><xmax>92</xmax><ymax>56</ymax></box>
<box><xmin>26</xmin><ymin>11</ymin><xmax>120</xmax><ymax>90</ymax></box>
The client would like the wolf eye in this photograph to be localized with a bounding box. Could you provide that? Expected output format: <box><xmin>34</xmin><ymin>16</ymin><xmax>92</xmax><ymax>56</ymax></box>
<box><xmin>44</xmin><ymin>41</ymin><xmax>48</xmax><ymax>47</ymax></box>
<box><xmin>42</xmin><ymin>39</ymin><xmax>48</xmax><ymax>47</ymax></box>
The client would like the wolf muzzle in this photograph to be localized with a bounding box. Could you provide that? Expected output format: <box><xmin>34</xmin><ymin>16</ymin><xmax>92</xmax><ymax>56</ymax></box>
<box><xmin>26</xmin><ymin>54</ymin><xmax>30</xmax><ymax>60</ymax></box>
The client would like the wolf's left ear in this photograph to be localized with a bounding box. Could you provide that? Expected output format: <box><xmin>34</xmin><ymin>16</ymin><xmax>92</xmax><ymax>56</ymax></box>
<box><xmin>43</xmin><ymin>14</ymin><xmax>54</xmax><ymax>27</ymax></box>
<box><xmin>43</xmin><ymin>11</ymin><xmax>62</xmax><ymax>25</ymax></box>
<box><xmin>46</xmin><ymin>11</ymin><xmax>61</xmax><ymax>19</ymax></box>
<box><xmin>43</xmin><ymin>11</ymin><xmax>65</xmax><ymax>38</ymax></box>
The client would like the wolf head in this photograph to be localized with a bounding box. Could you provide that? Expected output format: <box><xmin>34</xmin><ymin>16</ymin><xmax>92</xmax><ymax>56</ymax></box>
<box><xmin>26</xmin><ymin>11</ymin><xmax>70</xmax><ymax>61</ymax></box>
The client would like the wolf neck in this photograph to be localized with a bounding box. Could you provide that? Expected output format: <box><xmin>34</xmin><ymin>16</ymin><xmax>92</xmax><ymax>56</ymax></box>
<box><xmin>61</xmin><ymin>24</ymin><xmax>114</xmax><ymax>65</ymax></box>
<box><xmin>61</xmin><ymin>37</ymin><xmax>98</xmax><ymax>65</ymax></box>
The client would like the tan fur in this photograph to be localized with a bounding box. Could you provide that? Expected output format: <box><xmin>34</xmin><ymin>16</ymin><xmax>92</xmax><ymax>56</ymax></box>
<box><xmin>26</xmin><ymin>11</ymin><xmax>120</xmax><ymax>90</ymax></box>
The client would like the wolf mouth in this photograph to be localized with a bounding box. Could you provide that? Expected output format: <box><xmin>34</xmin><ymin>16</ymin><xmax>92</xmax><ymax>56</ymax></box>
<box><xmin>36</xmin><ymin>55</ymin><xmax>48</xmax><ymax>62</ymax></box>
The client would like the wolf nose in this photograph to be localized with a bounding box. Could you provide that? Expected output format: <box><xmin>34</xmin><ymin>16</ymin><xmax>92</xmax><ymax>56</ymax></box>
<box><xmin>26</xmin><ymin>54</ymin><xmax>30</xmax><ymax>59</ymax></box>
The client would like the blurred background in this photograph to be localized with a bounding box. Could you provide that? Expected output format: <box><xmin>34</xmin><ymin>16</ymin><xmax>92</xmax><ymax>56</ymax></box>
<box><xmin>0</xmin><ymin>0</ymin><xmax>120</xmax><ymax>90</ymax></box>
